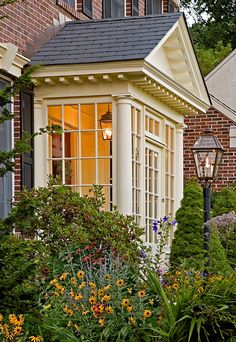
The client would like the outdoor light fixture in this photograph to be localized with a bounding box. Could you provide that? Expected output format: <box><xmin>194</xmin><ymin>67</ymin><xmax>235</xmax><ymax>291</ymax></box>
<box><xmin>100</xmin><ymin>105</ymin><xmax>112</xmax><ymax>140</ymax></box>
<box><xmin>191</xmin><ymin>128</ymin><xmax>224</xmax><ymax>182</ymax></box>
<box><xmin>191</xmin><ymin>128</ymin><xmax>224</xmax><ymax>271</ymax></box>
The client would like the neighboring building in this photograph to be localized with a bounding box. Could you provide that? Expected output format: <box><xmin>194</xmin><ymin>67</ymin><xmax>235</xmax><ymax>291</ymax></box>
<box><xmin>0</xmin><ymin>0</ymin><xmax>180</xmax><ymax>219</ymax></box>
<box><xmin>184</xmin><ymin>49</ymin><xmax>236</xmax><ymax>189</ymax></box>
<box><xmin>0</xmin><ymin>0</ymin><xmax>211</xmax><ymax>256</ymax></box>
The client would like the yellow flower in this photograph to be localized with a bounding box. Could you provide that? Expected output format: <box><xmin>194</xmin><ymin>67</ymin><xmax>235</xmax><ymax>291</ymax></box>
<box><xmin>13</xmin><ymin>326</ymin><xmax>23</xmax><ymax>336</ymax></box>
<box><xmin>77</xmin><ymin>271</ymin><xmax>85</xmax><ymax>279</ymax></box>
<box><xmin>89</xmin><ymin>296</ymin><xmax>97</xmax><ymax>305</ymax></box>
<box><xmin>70</xmin><ymin>291</ymin><xmax>75</xmax><ymax>298</ymax></box>
<box><xmin>82</xmin><ymin>310</ymin><xmax>89</xmax><ymax>315</ymax></box>
<box><xmin>67</xmin><ymin>321</ymin><xmax>72</xmax><ymax>328</ymax></box>
<box><xmin>98</xmin><ymin>318</ymin><xmax>105</xmax><ymax>327</ymax></box>
<box><xmin>99</xmin><ymin>304</ymin><xmax>105</xmax><ymax>313</ymax></box>
<box><xmin>172</xmin><ymin>283</ymin><xmax>179</xmax><ymax>289</ymax></box>
<box><xmin>128</xmin><ymin>316</ymin><xmax>136</xmax><ymax>325</ymax></box>
<box><xmin>105</xmin><ymin>306</ymin><xmax>113</xmax><ymax>314</ymax></box>
<box><xmin>78</xmin><ymin>281</ymin><xmax>86</xmax><ymax>289</ymax></box>
<box><xmin>91</xmin><ymin>289</ymin><xmax>97</xmax><ymax>296</ymax></box>
<box><xmin>104</xmin><ymin>274</ymin><xmax>110</xmax><ymax>280</ymax></box>
<box><xmin>63</xmin><ymin>305</ymin><xmax>74</xmax><ymax>316</ymax></box>
<box><xmin>104</xmin><ymin>284</ymin><xmax>111</xmax><ymax>291</ymax></box>
<box><xmin>116</xmin><ymin>279</ymin><xmax>124</xmax><ymax>287</ymax></box>
<box><xmin>143</xmin><ymin>310</ymin><xmax>152</xmax><ymax>318</ymax></box>
<box><xmin>14</xmin><ymin>315</ymin><xmax>24</xmax><ymax>326</ymax></box>
<box><xmin>0</xmin><ymin>313</ymin><xmax>3</xmax><ymax>322</ymax></box>
<box><xmin>197</xmin><ymin>287</ymin><xmax>204</xmax><ymax>293</ymax></box>
<box><xmin>89</xmin><ymin>282</ymin><xmax>96</xmax><ymax>288</ymax></box>
<box><xmin>102</xmin><ymin>295</ymin><xmax>111</xmax><ymax>302</ymax></box>
<box><xmin>98</xmin><ymin>289</ymin><xmax>104</xmax><ymax>297</ymax></box>
<box><xmin>59</xmin><ymin>273</ymin><xmax>68</xmax><ymax>281</ymax></box>
<box><xmin>216</xmin><ymin>275</ymin><xmax>223</xmax><ymax>281</ymax></box>
<box><xmin>71</xmin><ymin>277</ymin><xmax>77</xmax><ymax>285</ymax></box>
<box><xmin>149</xmin><ymin>299</ymin><xmax>154</xmax><ymax>305</ymax></box>
<box><xmin>29</xmin><ymin>337</ymin><xmax>42</xmax><ymax>342</ymax></box>
<box><xmin>127</xmin><ymin>287</ymin><xmax>132</xmax><ymax>294</ymax></box>
<box><xmin>74</xmin><ymin>293</ymin><xmax>83</xmax><ymax>301</ymax></box>
<box><xmin>127</xmin><ymin>305</ymin><xmax>133</xmax><ymax>313</ymax></box>
<box><xmin>138</xmin><ymin>290</ymin><xmax>146</xmax><ymax>298</ymax></box>
<box><xmin>176</xmin><ymin>271</ymin><xmax>181</xmax><ymax>276</ymax></box>
<box><xmin>74</xmin><ymin>324</ymin><xmax>80</xmax><ymax>332</ymax></box>
<box><xmin>121</xmin><ymin>298</ymin><xmax>129</xmax><ymax>307</ymax></box>
<box><xmin>49</xmin><ymin>278</ymin><xmax>57</xmax><ymax>285</ymax></box>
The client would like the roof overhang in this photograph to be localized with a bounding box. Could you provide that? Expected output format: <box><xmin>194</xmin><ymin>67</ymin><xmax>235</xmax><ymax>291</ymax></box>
<box><xmin>0</xmin><ymin>43</ymin><xmax>30</xmax><ymax>77</ymax></box>
<box><xmin>32</xmin><ymin>59</ymin><xmax>210</xmax><ymax>115</ymax></box>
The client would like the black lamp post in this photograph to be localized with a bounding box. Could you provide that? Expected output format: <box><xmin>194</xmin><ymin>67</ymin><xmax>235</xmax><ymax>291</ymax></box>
<box><xmin>191</xmin><ymin>129</ymin><xmax>224</xmax><ymax>269</ymax></box>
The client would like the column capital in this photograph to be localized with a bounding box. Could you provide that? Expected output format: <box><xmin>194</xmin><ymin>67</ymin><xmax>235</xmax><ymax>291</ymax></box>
<box><xmin>34</xmin><ymin>97</ymin><xmax>43</xmax><ymax>107</ymax></box>
<box><xmin>112</xmin><ymin>93</ymin><xmax>136</xmax><ymax>104</ymax></box>
<box><xmin>176</xmin><ymin>123</ymin><xmax>187</xmax><ymax>133</ymax></box>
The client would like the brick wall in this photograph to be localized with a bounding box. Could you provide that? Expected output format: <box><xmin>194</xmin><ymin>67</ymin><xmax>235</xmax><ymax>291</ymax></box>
<box><xmin>0</xmin><ymin>0</ymin><xmax>179</xmax><ymax>196</ymax></box>
<box><xmin>184</xmin><ymin>107</ymin><xmax>236</xmax><ymax>190</ymax></box>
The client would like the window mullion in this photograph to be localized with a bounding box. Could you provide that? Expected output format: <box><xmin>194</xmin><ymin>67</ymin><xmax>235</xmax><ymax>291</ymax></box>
<box><xmin>62</xmin><ymin>105</ymin><xmax>65</xmax><ymax>184</ymax></box>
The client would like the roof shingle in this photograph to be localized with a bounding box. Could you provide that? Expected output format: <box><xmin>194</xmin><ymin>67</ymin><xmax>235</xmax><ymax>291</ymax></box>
<box><xmin>31</xmin><ymin>13</ymin><xmax>182</xmax><ymax>65</ymax></box>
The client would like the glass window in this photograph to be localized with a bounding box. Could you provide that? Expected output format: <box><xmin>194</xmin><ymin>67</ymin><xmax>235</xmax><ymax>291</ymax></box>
<box><xmin>165</xmin><ymin>124</ymin><xmax>175</xmax><ymax>216</ymax></box>
<box><xmin>48</xmin><ymin>102</ymin><xmax>112</xmax><ymax>210</ymax></box>
<box><xmin>132</xmin><ymin>107</ymin><xmax>141</xmax><ymax>224</ymax></box>
<box><xmin>103</xmin><ymin>0</ymin><xmax>124</xmax><ymax>18</ymax></box>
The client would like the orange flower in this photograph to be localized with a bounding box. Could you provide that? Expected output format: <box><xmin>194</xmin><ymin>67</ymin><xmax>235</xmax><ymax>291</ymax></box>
<box><xmin>127</xmin><ymin>305</ymin><xmax>133</xmax><ymax>313</ymax></box>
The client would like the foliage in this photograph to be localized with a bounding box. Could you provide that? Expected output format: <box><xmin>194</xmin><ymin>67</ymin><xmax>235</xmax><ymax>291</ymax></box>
<box><xmin>210</xmin><ymin>212</ymin><xmax>236</xmax><ymax>270</ymax></box>
<box><xmin>2</xmin><ymin>181</ymin><xmax>145</xmax><ymax>263</ymax></box>
<box><xmin>143</xmin><ymin>269</ymin><xmax>236</xmax><ymax>341</ymax></box>
<box><xmin>39</xmin><ymin>248</ymin><xmax>159</xmax><ymax>342</ymax></box>
<box><xmin>212</xmin><ymin>186</ymin><xmax>236</xmax><ymax>217</ymax></box>
<box><xmin>169</xmin><ymin>179</ymin><xmax>204</xmax><ymax>269</ymax></box>
<box><xmin>195</xmin><ymin>41</ymin><xmax>232</xmax><ymax>76</ymax></box>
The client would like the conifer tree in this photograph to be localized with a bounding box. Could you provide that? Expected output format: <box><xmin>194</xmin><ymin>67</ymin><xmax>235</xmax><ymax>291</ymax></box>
<box><xmin>170</xmin><ymin>179</ymin><xmax>204</xmax><ymax>269</ymax></box>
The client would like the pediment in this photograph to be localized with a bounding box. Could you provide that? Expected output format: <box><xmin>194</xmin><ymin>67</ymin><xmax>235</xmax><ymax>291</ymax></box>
<box><xmin>145</xmin><ymin>16</ymin><xmax>209</xmax><ymax>104</ymax></box>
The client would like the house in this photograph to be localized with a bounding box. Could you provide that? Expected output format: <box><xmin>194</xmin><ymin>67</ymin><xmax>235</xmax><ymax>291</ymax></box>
<box><xmin>184</xmin><ymin>49</ymin><xmax>236</xmax><ymax>189</ymax></box>
<box><xmin>0</xmin><ymin>0</ymin><xmax>210</xmax><ymax>254</ymax></box>
<box><xmin>0</xmin><ymin>0</ymin><xmax>180</xmax><ymax>219</ymax></box>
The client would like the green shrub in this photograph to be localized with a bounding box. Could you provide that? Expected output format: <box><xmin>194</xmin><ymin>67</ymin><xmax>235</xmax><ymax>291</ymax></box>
<box><xmin>2</xmin><ymin>180</ymin><xmax>145</xmax><ymax>263</ymax></box>
<box><xmin>144</xmin><ymin>269</ymin><xmax>236</xmax><ymax>341</ymax></box>
<box><xmin>169</xmin><ymin>179</ymin><xmax>205</xmax><ymax>269</ymax></box>
<box><xmin>212</xmin><ymin>186</ymin><xmax>236</xmax><ymax>217</ymax></box>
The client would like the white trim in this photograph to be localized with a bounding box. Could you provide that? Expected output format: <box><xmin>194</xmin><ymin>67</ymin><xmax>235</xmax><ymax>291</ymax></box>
<box><xmin>0</xmin><ymin>43</ymin><xmax>29</xmax><ymax>77</ymax></box>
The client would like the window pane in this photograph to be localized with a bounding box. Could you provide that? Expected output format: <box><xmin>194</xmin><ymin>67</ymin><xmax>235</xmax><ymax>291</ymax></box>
<box><xmin>65</xmin><ymin>132</ymin><xmax>79</xmax><ymax>158</ymax></box>
<box><xmin>65</xmin><ymin>160</ymin><xmax>79</xmax><ymax>185</ymax></box>
<box><xmin>98</xmin><ymin>131</ymin><xmax>111</xmax><ymax>156</ymax></box>
<box><xmin>98</xmin><ymin>158</ymin><xmax>111</xmax><ymax>184</ymax></box>
<box><xmin>64</xmin><ymin>105</ymin><xmax>78</xmax><ymax>130</ymax></box>
<box><xmin>81</xmin><ymin>104</ymin><xmax>95</xmax><ymax>130</ymax></box>
<box><xmin>81</xmin><ymin>132</ymin><xmax>95</xmax><ymax>157</ymax></box>
<box><xmin>49</xmin><ymin>134</ymin><xmax>62</xmax><ymax>158</ymax></box>
<box><xmin>48</xmin><ymin>105</ymin><xmax>62</xmax><ymax>126</ymax></box>
<box><xmin>81</xmin><ymin>159</ymin><xmax>96</xmax><ymax>184</ymax></box>
<box><xmin>50</xmin><ymin>160</ymin><xmax>62</xmax><ymax>179</ymax></box>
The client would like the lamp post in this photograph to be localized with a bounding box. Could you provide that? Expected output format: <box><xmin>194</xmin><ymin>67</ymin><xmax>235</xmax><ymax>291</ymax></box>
<box><xmin>191</xmin><ymin>129</ymin><xmax>224</xmax><ymax>269</ymax></box>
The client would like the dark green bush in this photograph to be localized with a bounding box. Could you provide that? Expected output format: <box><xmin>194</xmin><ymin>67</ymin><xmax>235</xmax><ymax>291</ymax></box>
<box><xmin>169</xmin><ymin>179</ymin><xmax>204</xmax><ymax>269</ymax></box>
<box><xmin>212</xmin><ymin>185</ymin><xmax>236</xmax><ymax>217</ymax></box>
<box><xmin>170</xmin><ymin>179</ymin><xmax>231</xmax><ymax>273</ymax></box>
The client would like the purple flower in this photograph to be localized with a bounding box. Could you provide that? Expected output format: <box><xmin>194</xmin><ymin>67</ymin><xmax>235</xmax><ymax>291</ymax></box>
<box><xmin>140</xmin><ymin>249</ymin><xmax>147</xmax><ymax>259</ymax></box>
<box><xmin>171</xmin><ymin>219</ymin><xmax>177</xmax><ymax>225</ymax></box>
<box><xmin>153</xmin><ymin>220</ymin><xmax>159</xmax><ymax>232</ymax></box>
<box><xmin>163</xmin><ymin>216</ymin><xmax>169</xmax><ymax>222</ymax></box>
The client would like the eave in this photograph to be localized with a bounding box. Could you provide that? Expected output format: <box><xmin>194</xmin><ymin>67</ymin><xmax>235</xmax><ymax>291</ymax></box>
<box><xmin>32</xmin><ymin>59</ymin><xmax>210</xmax><ymax>115</ymax></box>
<box><xmin>0</xmin><ymin>43</ymin><xmax>30</xmax><ymax>77</ymax></box>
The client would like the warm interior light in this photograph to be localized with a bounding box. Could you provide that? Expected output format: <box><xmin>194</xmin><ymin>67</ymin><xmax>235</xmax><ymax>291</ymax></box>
<box><xmin>100</xmin><ymin>105</ymin><xmax>112</xmax><ymax>140</ymax></box>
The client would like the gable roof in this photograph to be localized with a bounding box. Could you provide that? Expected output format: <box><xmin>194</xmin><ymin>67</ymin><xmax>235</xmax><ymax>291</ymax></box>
<box><xmin>31</xmin><ymin>13</ymin><xmax>182</xmax><ymax>65</ymax></box>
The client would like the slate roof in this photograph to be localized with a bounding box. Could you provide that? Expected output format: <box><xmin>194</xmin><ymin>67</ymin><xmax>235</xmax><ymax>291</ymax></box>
<box><xmin>31</xmin><ymin>13</ymin><xmax>182</xmax><ymax>66</ymax></box>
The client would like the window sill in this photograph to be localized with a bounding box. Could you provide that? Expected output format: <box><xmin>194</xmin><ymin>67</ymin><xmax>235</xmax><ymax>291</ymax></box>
<box><xmin>56</xmin><ymin>0</ymin><xmax>80</xmax><ymax>19</ymax></box>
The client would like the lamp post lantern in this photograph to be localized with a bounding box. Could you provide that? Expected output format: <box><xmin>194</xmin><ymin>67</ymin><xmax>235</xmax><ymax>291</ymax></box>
<box><xmin>191</xmin><ymin>129</ymin><xmax>224</xmax><ymax>269</ymax></box>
